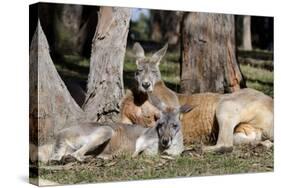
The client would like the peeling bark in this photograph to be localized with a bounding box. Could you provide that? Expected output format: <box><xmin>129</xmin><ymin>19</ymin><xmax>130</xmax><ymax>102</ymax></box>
<box><xmin>29</xmin><ymin>21</ymin><xmax>84</xmax><ymax>146</ymax></box>
<box><xmin>83</xmin><ymin>7</ymin><xmax>131</xmax><ymax>122</ymax></box>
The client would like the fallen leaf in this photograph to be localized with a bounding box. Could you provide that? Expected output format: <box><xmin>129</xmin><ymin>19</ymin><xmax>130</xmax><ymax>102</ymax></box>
<box><xmin>161</xmin><ymin>155</ymin><xmax>175</xmax><ymax>160</ymax></box>
<box><xmin>184</xmin><ymin>146</ymin><xmax>193</xmax><ymax>151</ymax></box>
<box><xmin>105</xmin><ymin>161</ymin><xmax>117</xmax><ymax>167</ymax></box>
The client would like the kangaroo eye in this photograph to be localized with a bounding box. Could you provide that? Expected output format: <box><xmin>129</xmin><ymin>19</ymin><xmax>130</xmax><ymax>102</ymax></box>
<box><xmin>137</xmin><ymin>69</ymin><xmax>143</xmax><ymax>72</ymax></box>
<box><xmin>172</xmin><ymin>124</ymin><xmax>178</xmax><ymax>129</ymax></box>
<box><xmin>157</xmin><ymin>123</ymin><xmax>163</xmax><ymax>128</ymax></box>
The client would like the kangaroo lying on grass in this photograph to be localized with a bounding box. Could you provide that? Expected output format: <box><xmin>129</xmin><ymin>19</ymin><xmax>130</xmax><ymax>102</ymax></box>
<box><xmin>120</xmin><ymin>42</ymin><xmax>274</xmax><ymax>153</ymax></box>
<box><xmin>48</xmin><ymin>97</ymin><xmax>189</xmax><ymax>163</ymax></box>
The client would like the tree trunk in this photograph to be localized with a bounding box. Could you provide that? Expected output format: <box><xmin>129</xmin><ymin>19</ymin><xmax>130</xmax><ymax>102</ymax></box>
<box><xmin>83</xmin><ymin>7</ymin><xmax>131</xmax><ymax>122</ymax></box>
<box><xmin>242</xmin><ymin>16</ymin><xmax>252</xmax><ymax>50</ymax></box>
<box><xmin>150</xmin><ymin>10</ymin><xmax>183</xmax><ymax>46</ymax></box>
<box><xmin>29</xmin><ymin>21</ymin><xmax>84</xmax><ymax>146</ymax></box>
<box><xmin>30</xmin><ymin>3</ymin><xmax>99</xmax><ymax>57</ymax></box>
<box><xmin>180</xmin><ymin>13</ymin><xmax>245</xmax><ymax>94</ymax></box>
<box><xmin>53</xmin><ymin>4</ymin><xmax>84</xmax><ymax>55</ymax></box>
<box><xmin>150</xmin><ymin>10</ymin><xmax>163</xmax><ymax>42</ymax></box>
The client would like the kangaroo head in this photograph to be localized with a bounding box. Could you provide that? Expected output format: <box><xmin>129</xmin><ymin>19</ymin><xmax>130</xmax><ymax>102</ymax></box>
<box><xmin>156</xmin><ymin>105</ymin><xmax>191</xmax><ymax>149</ymax></box>
<box><xmin>133</xmin><ymin>42</ymin><xmax>168</xmax><ymax>92</ymax></box>
<box><xmin>148</xmin><ymin>94</ymin><xmax>192</xmax><ymax>149</ymax></box>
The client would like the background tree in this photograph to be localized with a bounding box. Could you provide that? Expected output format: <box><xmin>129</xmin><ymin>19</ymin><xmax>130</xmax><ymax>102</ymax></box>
<box><xmin>242</xmin><ymin>16</ymin><xmax>252</xmax><ymax>50</ymax></box>
<box><xmin>180</xmin><ymin>13</ymin><xmax>245</xmax><ymax>94</ymax></box>
<box><xmin>29</xmin><ymin>3</ymin><xmax>98</xmax><ymax>58</ymax></box>
<box><xmin>150</xmin><ymin>10</ymin><xmax>183</xmax><ymax>46</ymax></box>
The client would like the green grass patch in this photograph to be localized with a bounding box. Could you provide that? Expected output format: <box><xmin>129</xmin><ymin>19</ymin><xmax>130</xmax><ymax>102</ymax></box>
<box><xmin>240</xmin><ymin>64</ymin><xmax>273</xmax><ymax>84</ymax></box>
<box><xmin>240</xmin><ymin>64</ymin><xmax>273</xmax><ymax>97</ymax></box>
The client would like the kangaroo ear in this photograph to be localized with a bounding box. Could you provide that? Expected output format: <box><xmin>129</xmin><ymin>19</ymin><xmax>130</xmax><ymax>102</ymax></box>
<box><xmin>133</xmin><ymin>42</ymin><xmax>145</xmax><ymax>63</ymax></box>
<box><xmin>154</xmin><ymin>111</ymin><xmax>162</xmax><ymax>121</ymax></box>
<box><xmin>179</xmin><ymin>104</ymin><xmax>193</xmax><ymax>114</ymax></box>
<box><xmin>151</xmin><ymin>43</ymin><xmax>168</xmax><ymax>66</ymax></box>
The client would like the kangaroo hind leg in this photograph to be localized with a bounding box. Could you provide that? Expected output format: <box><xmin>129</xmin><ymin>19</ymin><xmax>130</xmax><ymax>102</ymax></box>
<box><xmin>203</xmin><ymin>100</ymin><xmax>240</xmax><ymax>153</ymax></box>
<box><xmin>71</xmin><ymin>126</ymin><xmax>114</xmax><ymax>162</ymax></box>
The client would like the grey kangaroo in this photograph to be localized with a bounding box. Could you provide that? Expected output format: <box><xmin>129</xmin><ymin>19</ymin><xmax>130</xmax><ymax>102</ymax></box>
<box><xmin>49</xmin><ymin>97</ymin><xmax>190</xmax><ymax>163</ymax></box>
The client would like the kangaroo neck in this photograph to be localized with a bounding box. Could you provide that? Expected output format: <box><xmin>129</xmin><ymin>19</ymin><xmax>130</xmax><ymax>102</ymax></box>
<box><xmin>151</xmin><ymin>80</ymin><xmax>168</xmax><ymax>95</ymax></box>
<box><xmin>154</xmin><ymin>80</ymin><xmax>166</xmax><ymax>89</ymax></box>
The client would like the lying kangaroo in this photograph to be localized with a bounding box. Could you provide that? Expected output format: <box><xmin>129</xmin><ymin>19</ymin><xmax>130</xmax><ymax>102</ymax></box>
<box><xmin>49</xmin><ymin>98</ymin><xmax>189</xmax><ymax>163</ymax></box>
<box><xmin>120</xmin><ymin>42</ymin><xmax>274</xmax><ymax>153</ymax></box>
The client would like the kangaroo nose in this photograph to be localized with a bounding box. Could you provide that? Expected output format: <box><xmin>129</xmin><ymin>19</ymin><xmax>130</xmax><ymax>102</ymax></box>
<box><xmin>142</xmin><ymin>82</ymin><xmax>151</xmax><ymax>89</ymax></box>
<box><xmin>161</xmin><ymin>138</ymin><xmax>169</xmax><ymax>147</ymax></box>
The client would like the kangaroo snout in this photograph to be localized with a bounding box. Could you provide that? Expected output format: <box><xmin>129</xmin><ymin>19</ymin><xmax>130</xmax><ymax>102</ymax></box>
<box><xmin>161</xmin><ymin>137</ymin><xmax>171</xmax><ymax>148</ymax></box>
<box><xmin>142</xmin><ymin>81</ymin><xmax>151</xmax><ymax>90</ymax></box>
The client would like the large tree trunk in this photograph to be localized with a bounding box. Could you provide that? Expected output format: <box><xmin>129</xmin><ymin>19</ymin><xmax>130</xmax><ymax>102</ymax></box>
<box><xmin>83</xmin><ymin>7</ymin><xmax>131</xmax><ymax>122</ymax></box>
<box><xmin>30</xmin><ymin>21</ymin><xmax>84</xmax><ymax>146</ymax></box>
<box><xmin>150</xmin><ymin>10</ymin><xmax>183</xmax><ymax>46</ymax></box>
<box><xmin>242</xmin><ymin>16</ymin><xmax>252</xmax><ymax>50</ymax></box>
<box><xmin>180</xmin><ymin>13</ymin><xmax>245</xmax><ymax>94</ymax></box>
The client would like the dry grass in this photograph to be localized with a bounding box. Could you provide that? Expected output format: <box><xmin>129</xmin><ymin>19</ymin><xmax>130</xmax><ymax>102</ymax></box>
<box><xmin>35</xmin><ymin>145</ymin><xmax>273</xmax><ymax>185</ymax></box>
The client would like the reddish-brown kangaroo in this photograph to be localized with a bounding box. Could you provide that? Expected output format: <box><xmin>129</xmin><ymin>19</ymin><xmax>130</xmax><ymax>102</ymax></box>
<box><xmin>120</xmin><ymin>42</ymin><xmax>273</xmax><ymax>153</ymax></box>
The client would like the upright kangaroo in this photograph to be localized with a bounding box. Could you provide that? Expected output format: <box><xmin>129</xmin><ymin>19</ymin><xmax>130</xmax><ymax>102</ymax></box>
<box><xmin>49</xmin><ymin>96</ymin><xmax>189</xmax><ymax>163</ymax></box>
<box><xmin>120</xmin><ymin>43</ymin><xmax>179</xmax><ymax>127</ymax></box>
<box><xmin>120</xmin><ymin>42</ymin><xmax>273</xmax><ymax>153</ymax></box>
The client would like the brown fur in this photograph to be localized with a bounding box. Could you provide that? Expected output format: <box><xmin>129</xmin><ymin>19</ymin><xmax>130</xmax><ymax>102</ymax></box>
<box><xmin>120</xmin><ymin>89</ymin><xmax>159</xmax><ymax>127</ymax></box>
<box><xmin>120</xmin><ymin>81</ymin><xmax>180</xmax><ymax>127</ymax></box>
<box><xmin>152</xmin><ymin>81</ymin><xmax>180</xmax><ymax>108</ymax></box>
<box><xmin>120</xmin><ymin>88</ymin><xmax>273</xmax><ymax>146</ymax></box>
<box><xmin>121</xmin><ymin>42</ymin><xmax>273</xmax><ymax>151</ymax></box>
<box><xmin>177</xmin><ymin>93</ymin><xmax>221</xmax><ymax>144</ymax></box>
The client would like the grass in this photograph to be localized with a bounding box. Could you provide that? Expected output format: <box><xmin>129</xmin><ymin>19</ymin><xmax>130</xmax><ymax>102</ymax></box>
<box><xmin>43</xmin><ymin>49</ymin><xmax>273</xmax><ymax>185</ymax></box>
<box><xmin>36</xmin><ymin>146</ymin><xmax>273</xmax><ymax>185</ymax></box>
<box><xmin>240</xmin><ymin>64</ymin><xmax>273</xmax><ymax>97</ymax></box>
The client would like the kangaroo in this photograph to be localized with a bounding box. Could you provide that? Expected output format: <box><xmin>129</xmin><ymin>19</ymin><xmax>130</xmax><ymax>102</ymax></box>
<box><xmin>49</xmin><ymin>98</ymin><xmax>189</xmax><ymax>163</ymax></box>
<box><xmin>120</xmin><ymin>43</ymin><xmax>179</xmax><ymax>127</ymax></box>
<box><xmin>120</xmin><ymin>42</ymin><xmax>274</xmax><ymax>153</ymax></box>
